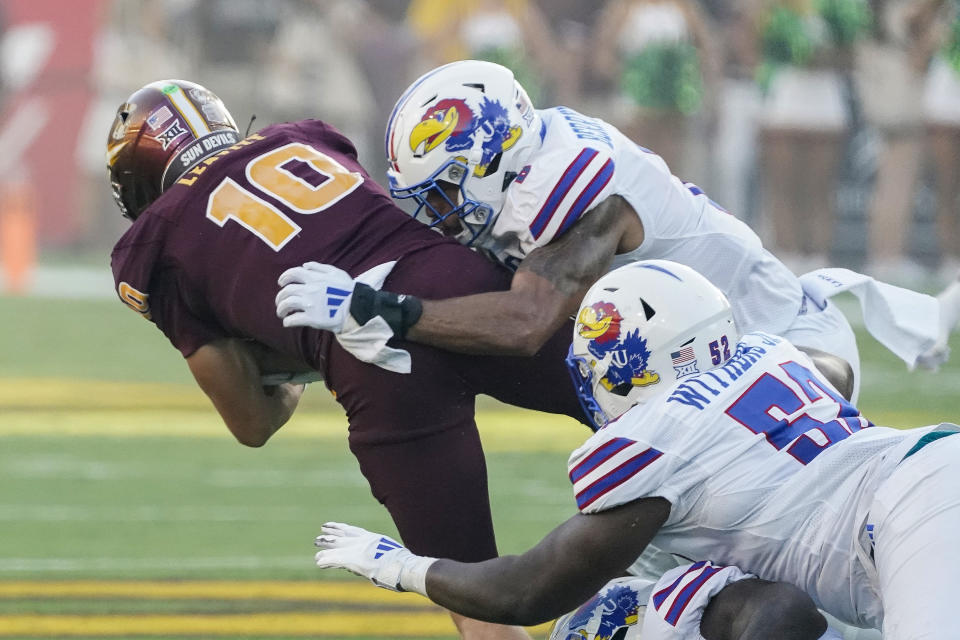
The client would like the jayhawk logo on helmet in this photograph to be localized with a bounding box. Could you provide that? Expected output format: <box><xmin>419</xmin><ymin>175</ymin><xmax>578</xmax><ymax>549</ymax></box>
<box><xmin>578</xmin><ymin>302</ymin><xmax>622</xmax><ymax>359</ymax></box>
<box><xmin>557</xmin><ymin>582</ymin><xmax>641</xmax><ymax>640</ymax></box>
<box><xmin>577</xmin><ymin>301</ymin><xmax>660</xmax><ymax>392</ymax></box>
<box><xmin>408</xmin><ymin>97</ymin><xmax>522</xmax><ymax>178</ymax></box>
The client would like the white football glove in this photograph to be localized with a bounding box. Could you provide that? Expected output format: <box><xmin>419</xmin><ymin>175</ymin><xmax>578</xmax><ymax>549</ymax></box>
<box><xmin>275</xmin><ymin>262</ymin><xmax>414</xmax><ymax>373</ymax></box>
<box><xmin>276</xmin><ymin>262</ymin><xmax>357</xmax><ymax>333</ymax></box>
<box><xmin>314</xmin><ymin>522</ymin><xmax>435</xmax><ymax>596</ymax></box>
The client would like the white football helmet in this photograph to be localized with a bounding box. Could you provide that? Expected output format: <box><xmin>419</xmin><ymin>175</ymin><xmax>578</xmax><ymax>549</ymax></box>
<box><xmin>550</xmin><ymin>576</ymin><xmax>647</xmax><ymax>640</ymax></box>
<box><xmin>384</xmin><ymin>60</ymin><xmax>542</xmax><ymax>246</ymax></box>
<box><xmin>567</xmin><ymin>260</ymin><xmax>738</xmax><ymax>430</ymax></box>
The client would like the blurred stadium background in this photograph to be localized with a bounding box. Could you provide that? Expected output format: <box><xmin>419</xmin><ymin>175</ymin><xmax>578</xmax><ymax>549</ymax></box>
<box><xmin>1</xmin><ymin>0</ymin><xmax>959</xmax><ymax>638</ymax></box>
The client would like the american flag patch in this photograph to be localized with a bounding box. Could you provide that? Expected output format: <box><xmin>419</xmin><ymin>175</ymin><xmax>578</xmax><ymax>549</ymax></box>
<box><xmin>671</xmin><ymin>346</ymin><xmax>699</xmax><ymax>378</ymax></box>
<box><xmin>146</xmin><ymin>105</ymin><xmax>173</xmax><ymax>131</ymax></box>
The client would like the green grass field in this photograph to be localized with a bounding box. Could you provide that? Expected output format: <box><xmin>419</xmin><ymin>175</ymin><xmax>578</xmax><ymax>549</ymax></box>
<box><xmin>1</xmin><ymin>294</ymin><xmax>958</xmax><ymax>639</ymax></box>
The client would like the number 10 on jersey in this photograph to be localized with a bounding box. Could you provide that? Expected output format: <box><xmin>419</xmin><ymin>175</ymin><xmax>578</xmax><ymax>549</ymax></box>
<box><xmin>205</xmin><ymin>142</ymin><xmax>363</xmax><ymax>251</ymax></box>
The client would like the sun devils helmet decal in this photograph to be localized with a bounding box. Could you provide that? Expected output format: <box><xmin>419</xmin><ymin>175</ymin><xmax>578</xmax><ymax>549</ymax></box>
<box><xmin>106</xmin><ymin>79</ymin><xmax>239</xmax><ymax>220</ymax></box>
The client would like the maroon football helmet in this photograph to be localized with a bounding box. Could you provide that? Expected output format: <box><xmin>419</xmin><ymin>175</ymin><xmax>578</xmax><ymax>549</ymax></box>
<box><xmin>106</xmin><ymin>79</ymin><xmax>240</xmax><ymax>220</ymax></box>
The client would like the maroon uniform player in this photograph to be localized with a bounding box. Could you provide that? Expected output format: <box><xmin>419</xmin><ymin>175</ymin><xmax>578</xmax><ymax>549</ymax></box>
<box><xmin>107</xmin><ymin>80</ymin><xmax>584</xmax><ymax>640</ymax></box>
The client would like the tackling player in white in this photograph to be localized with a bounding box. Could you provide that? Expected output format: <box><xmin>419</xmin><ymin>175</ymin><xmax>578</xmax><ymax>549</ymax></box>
<box><xmin>549</xmin><ymin>565</ymin><xmax>844</xmax><ymax>640</ymax></box>
<box><xmin>276</xmin><ymin>60</ymin><xmax>948</xmax><ymax>404</ymax></box>
<box><xmin>310</xmin><ymin>260</ymin><xmax>960</xmax><ymax>640</ymax></box>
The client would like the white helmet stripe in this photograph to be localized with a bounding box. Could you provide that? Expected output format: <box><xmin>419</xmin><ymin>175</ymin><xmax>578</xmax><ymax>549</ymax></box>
<box><xmin>384</xmin><ymin>62</ymin><xmax>461</xmax><ymax>160</ymax></box>
<box><xmin>165</xmin><ymin>85</ymin><xmax>211</xmax><ymax>138</ymax></box>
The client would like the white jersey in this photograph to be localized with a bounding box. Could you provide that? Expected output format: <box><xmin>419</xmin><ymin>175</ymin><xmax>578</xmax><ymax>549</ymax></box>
<box><xmin>567</xmin><ymin>332</ymin><xmax>931</xmax><ymax>628</ymax></box>
<box><xmin>552</xmin><ymin>564</ymin><xmax>847</xmax><ymax>640</ymax></box>
<box><xmin>479</xmin><ymin>106</ymin><xmax>802</xmax><ymax>335</ymax></box>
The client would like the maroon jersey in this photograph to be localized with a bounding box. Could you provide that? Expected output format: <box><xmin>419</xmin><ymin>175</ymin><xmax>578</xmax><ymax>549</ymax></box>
<box><xmin>113</xmin><ymin>120</ymin><xmax>461</xmax><ymax>369</ymax></box>
<box><xmin>111</xmin><ymin>119</ymin><xmax>587</xmax><ymax>562</ymax></box>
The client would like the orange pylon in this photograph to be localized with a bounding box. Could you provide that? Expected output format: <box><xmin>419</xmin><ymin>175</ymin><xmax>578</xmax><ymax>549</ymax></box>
<box><xmin>0</xmin><ymin>181</ymin><xmax>37</xmax><ymax>295</ymax></box>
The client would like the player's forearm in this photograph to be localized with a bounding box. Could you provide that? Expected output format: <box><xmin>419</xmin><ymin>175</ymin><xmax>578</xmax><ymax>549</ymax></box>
<box><xmin>409</xmin><ymin>198</ymin><xmax>634</xmax><ymax>354</ymax></box>
<box><xmin>188</xmin><ymin>339</ymin><xmax>304</xmax><ymax>447</ymax></box>
<box><xmin>426</xmin><ymin>503</ymin><xmax>667</xmax><ymax>626</ymax></box>
<box><xmin>424</xmin><ymin>556</ymin><xmax>588</xmax><ymax>626</ymax></box>
<box><xmin>314</xmin><ymin>502</ymin><xmax>668</xmax><ymax>628</ymax></box>
<box><xmin>402</xmin><ymin>202</ymin><xmax>632</xmax><ymax>354</ymax></box>
<box><xmin>408</xmin><ymin>289</ymin><xmax>568</xmax><ymax>356</ymax></box>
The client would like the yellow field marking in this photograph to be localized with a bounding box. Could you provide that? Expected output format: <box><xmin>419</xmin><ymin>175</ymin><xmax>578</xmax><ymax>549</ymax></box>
<box><xmin>0</xmin><ymin>580</ymin><xmax>420</xmax><ymax>603</ymax></box>
<box><xmin>0</xmin><ymin>612</ymin><xmax>538</xmax><ymax>636</ymax></box>
<box><xmin>0</xmin><ymin>377</ymin><xmax>588</xmax><ymax>451</ymax></box>
<box><xmin>0</xmin><ymin>581</ymin><xmax>556</xmax><ymax>637</ymax></box>
<box><xmin>480</xmin><ymin>412</ymin><xmax>587</xmax><ymax>451</ymax></box>
<box><xmin>0</xmin><ymin>613</ymin><xmax>547</xmax><ymax>637</ymax></box>
<box><xmin>0</xmin><ymin>409</ymin><xmax>585</xmax><ymax>452</ymax></box>
<box><xmin>0</xmin><ymin>612</ymin><xmax>553</xmax><ymax>637</ymax></box>
<box><xmin>0</xmin><ymin>378</ymin><xmax>209</xmax><ymax>411</ymax></box>
<box><xmin>0</xmin><ymin>408</ymin><xmax>346</xmax><ymax>439</ymax></box>
<box><xmin>0</xmin><ymin>376</ymin><xmax>918</xmax><ymax>450</ymax></box>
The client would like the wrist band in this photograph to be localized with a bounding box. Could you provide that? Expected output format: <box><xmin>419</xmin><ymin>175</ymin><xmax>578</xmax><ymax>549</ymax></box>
<box><xmin>350</xmin><ymin>283</ymin><xmax>423</xmax><ymax>338</ymax></box>
<box><xmin>399</xmin><ymin>555</ymin><xmax>437</xmax><ymax>596</ymax></box>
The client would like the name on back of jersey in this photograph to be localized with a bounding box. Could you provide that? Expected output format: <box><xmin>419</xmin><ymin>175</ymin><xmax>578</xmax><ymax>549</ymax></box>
<box><xmin>666</xmin><ymin>334</ymin><xmax>780</xmax><ymax>411</ymax></box>
<box><xmin>556</xmin><ymin>106</ymin><xmax>613</xmax><ymax>148</ymax></box>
